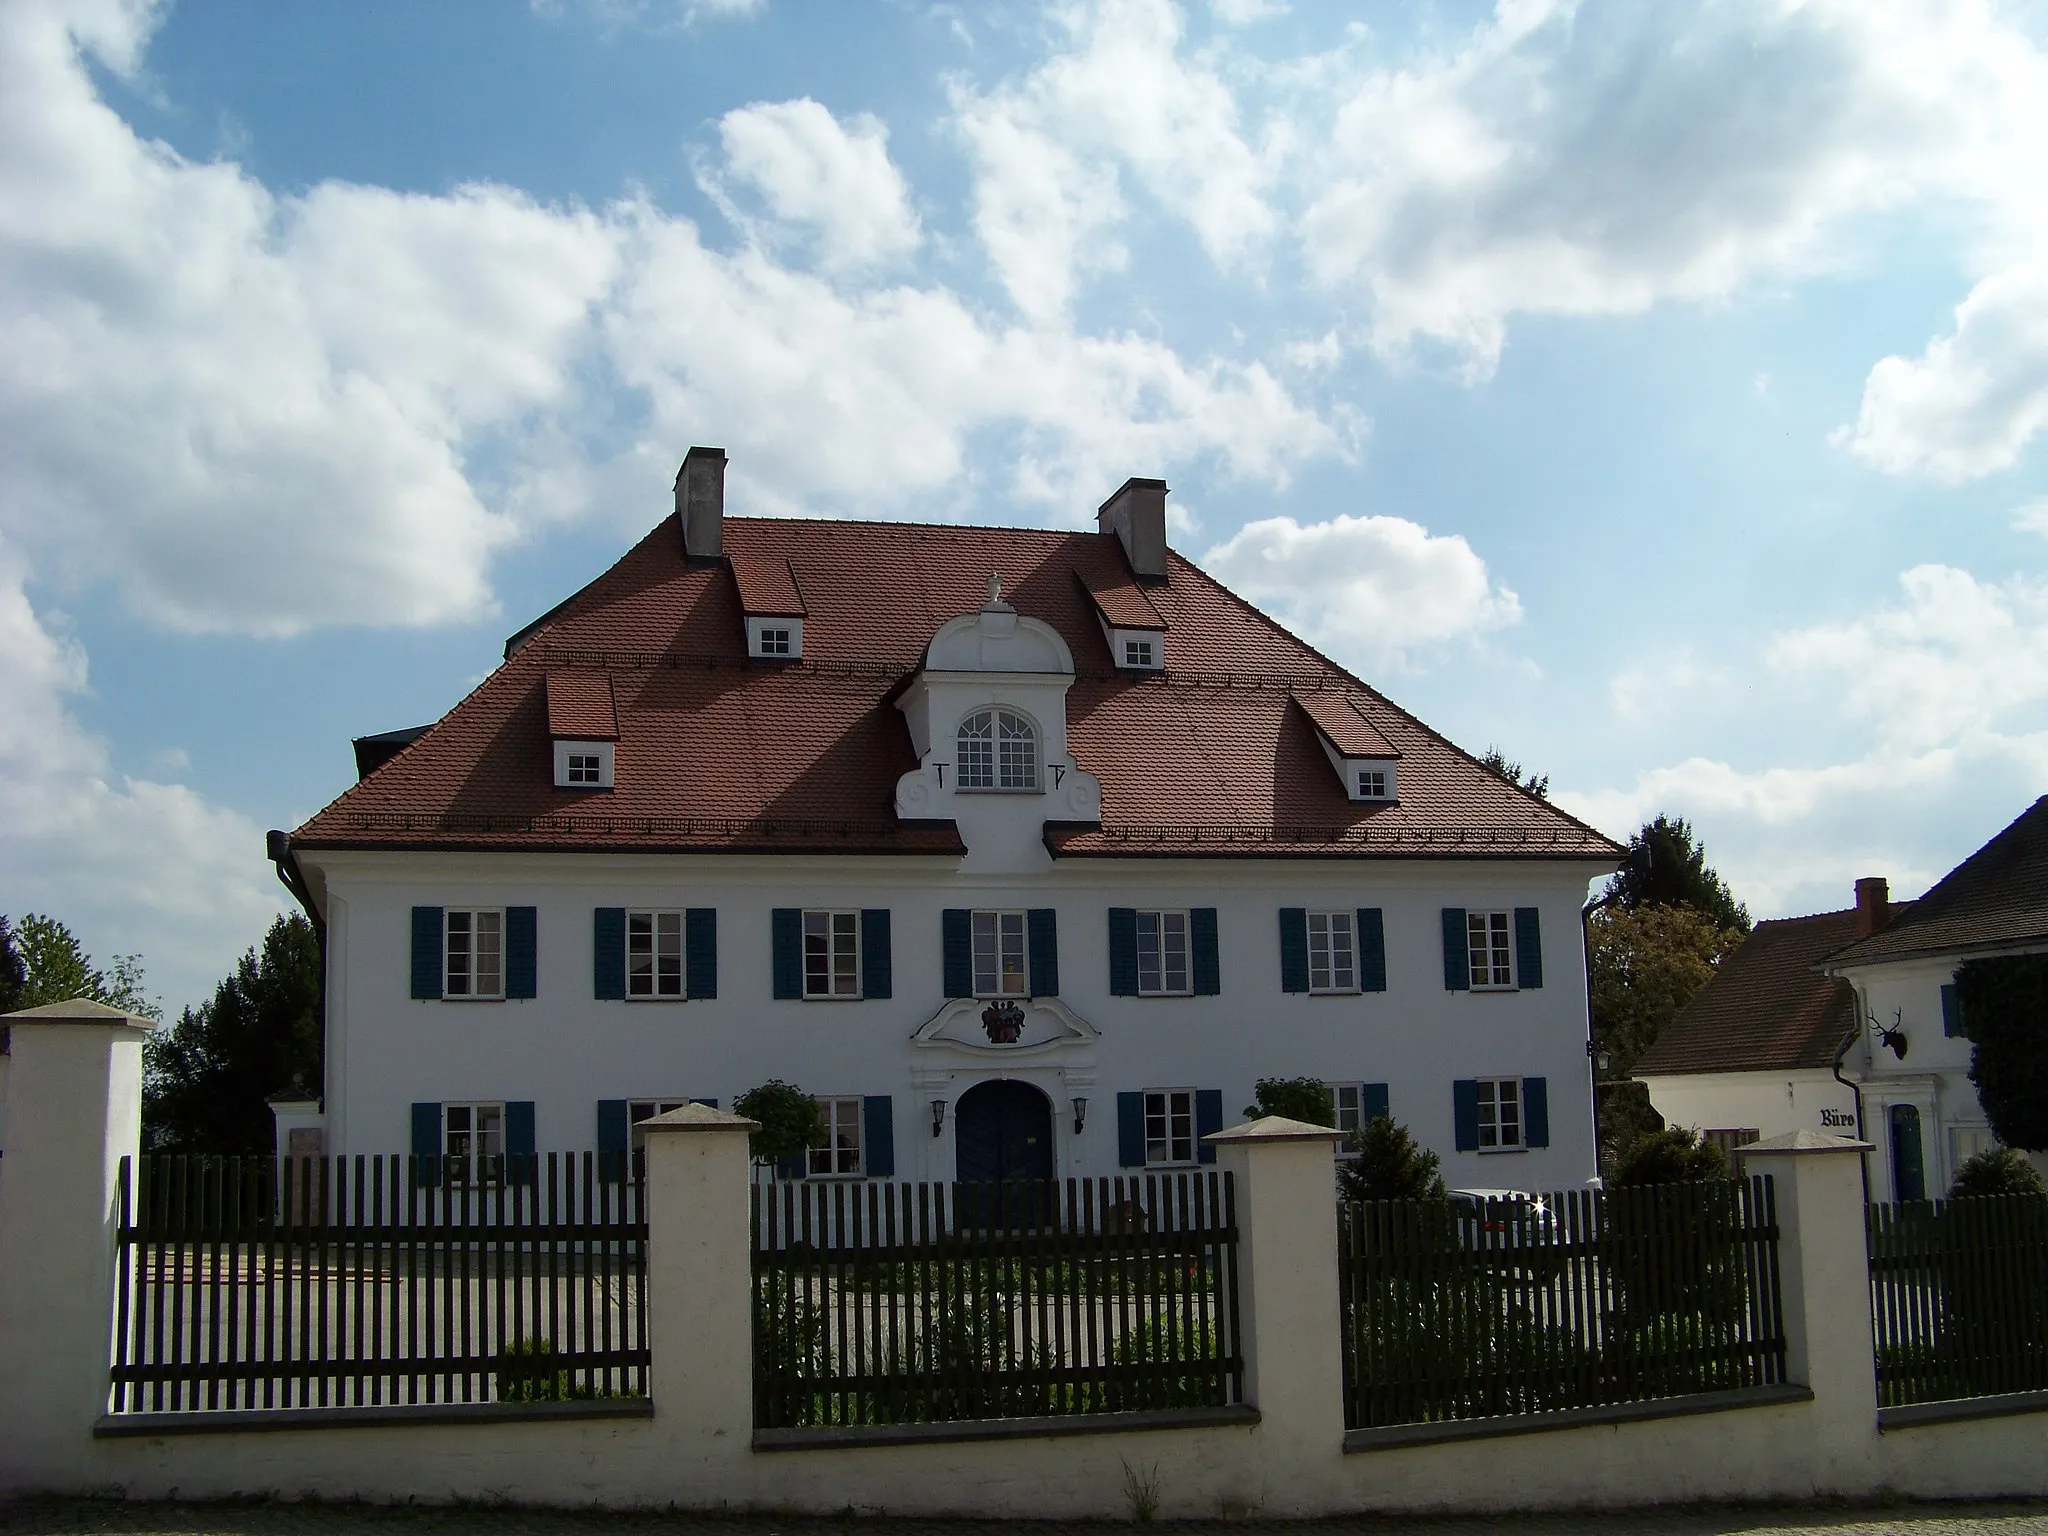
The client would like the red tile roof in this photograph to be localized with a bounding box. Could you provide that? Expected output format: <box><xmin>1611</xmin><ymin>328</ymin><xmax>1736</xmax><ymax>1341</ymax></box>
<box><xmin>293</xmin><ymin>514</ymin><xmax>1623</xmax><ymax>860</ymax></box>
<box><xmin>1294</xmin><ymin>692</ymin><xmax>1398</xmax><ymax>760</ymax></box>
<box><xmin>730</xmin><ymin>549</ymin><xmax>807</xmax><ymax>617</ymax></box>
<box><xmin>544</xmin><ymin>670</ymin><xmax>618</xmax><ymax>740</ymax></box>
<box><xmin>1077</xmin><ymin>566</ymin><xmax>1167</xmax><ymax>631</ymax></box>
<box><xmin>1822</xmin><ymin>796</ymin><xmax>2048</xmax><ymax>967</ymax></box>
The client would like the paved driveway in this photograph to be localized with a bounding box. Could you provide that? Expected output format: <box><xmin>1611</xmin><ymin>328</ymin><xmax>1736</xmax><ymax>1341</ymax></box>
<box><xmin>7</xmin><ymin>1499</ymin><xmax>2048</xmax><ymax>1536</ymax></box>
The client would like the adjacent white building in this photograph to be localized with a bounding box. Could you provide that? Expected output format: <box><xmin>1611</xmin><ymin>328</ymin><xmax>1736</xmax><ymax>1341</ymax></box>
<box><xmin>273</xmin><ymin>454</ymin><xmax>1622</xmax><ymax>1189</ymax></box>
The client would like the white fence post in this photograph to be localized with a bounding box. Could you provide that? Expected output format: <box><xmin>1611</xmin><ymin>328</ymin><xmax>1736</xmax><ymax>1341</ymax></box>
<box><xmin>639</xmin><ymin>1102</ymin><xmax>760</xmax><ymax>1479</ymax></box>
<box><xmin>1208</xmin><ymin>1115</ymin><xmax>1348</xmax><ymax>1492</ymax></box>
<box><xmin>0</xmin><ymin>1000</ymin><xmax>154</xmax><ymax>1494</ymax></box>
<box><xmin>1735</xmin><ymin>1129</ymin><xmax>1880</xmax><ymax>1489</ymax></box>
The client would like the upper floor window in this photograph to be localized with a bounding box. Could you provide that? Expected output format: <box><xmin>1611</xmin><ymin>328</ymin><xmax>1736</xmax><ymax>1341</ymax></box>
<box><xmin>1124</xmin><ymin>637</ymin><xmax>1156</xmax><ymax>667</ymax></box>
<box><xmin>758</xmin><ymin>626</ymin><xmax>793</xmax><ymax>655</ymax></box>
<box><xmin>444</xmin><ymin>1102</ymin><xmax>504</xmax><ymax>1182</ymax></box>
<box><xmin>972</xmin><ymin>910</ymin><xmax>1027</xmax><ymax>997</ymax></box>
<box><xmin>804</xmin><ymin>910</ymin><xmax>861</xmax><ymax>998</ymax></box>
<box><xmin>1475</xmin><ymin>1077</ymin><xmax>1523</xmax><ymax>1150</ymax></box>
<box><xmin>1357</xmin><ymin>768</ymin><xmax>1388</xmax><ymax>799</ymax></box>
<box><xmin>746</xmin><ymin>615</ymin><xmax>804</xmax><ymax>660</ymax></box>
<box><xmin>567</xmin><ymin>752</ymin><xmax>603</xmax><ymax>785</ymax></box>
<box><xmin>1144</xmin><ymin>1089</ymin><xmax>1197</xmax><ymax>1166</ymax></box>
<box><xmin>809</xmin><ymin>1096</ymin><xmax>864</xmax><ymax>1176</ymax></box>
<box><xmin>1308</xmin><ymin>911</ymin><xmax>1357</xmax><ymax>993</ymax></box>
<box><xmin>1137</xmin><ymin>910</ymin><xmax>1191</xmax><ymax>996</ymax></box>
<box><xmin>445</xmin><ymin>909</ymin><xmax>504</xmax><ymax>999</ymax></box>
<box><xmin>1467</xmin><ymin>910</ymin><xmax>1515</xmax><ymax>989</ymax></box>
<box><xmin>628</xmin><ymin>911</ymin><xmax>684</xmax><ymax>999</ymax></box>
<box><xmin>956</xmin><ymin>708</ymin><xmax>1039</xmax><ymax>791</ymax></box>
<box><xmin>552</xmin><ymin>738</ymin><xmax>614</xmax><ymax>790</ymax></box>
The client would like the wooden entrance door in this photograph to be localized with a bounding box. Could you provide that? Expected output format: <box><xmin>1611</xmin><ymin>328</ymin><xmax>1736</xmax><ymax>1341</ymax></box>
<box><xmin>954</xmin><ymin>1079</ymin><xmax>1054</xmax><ymax>1185</ymax></box>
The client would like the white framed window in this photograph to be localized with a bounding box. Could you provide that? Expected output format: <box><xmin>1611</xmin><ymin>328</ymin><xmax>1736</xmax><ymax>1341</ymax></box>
<box><xmin>1476</xmin><ymin>1077</ymin><xmax>1523</xmax><ymax>1151</ymax></box>
<box><xmin>628</xmin><ymin>1099</ymin><xmax>691</xmax><ymax>1153</ymax></box>
<box><xmin>1144</xmin><ymin>1089</ymin><xmax>1197</xmax><ymax>1166</ymax></box>
<box><xmin>1329</xmin><ymin>1082</ymin><xmax>1367</xmax><ymax>1138</ymax></box>
<box><xmin>1357</xmin><ymin>768</ymin><xmax>1388</xmax><ymax>798</ymax></box>
<box><xmin>444</xmin><ymin>1102</ymin><xmax>505</xmax><ymax>1182</ymax></box>
<box><xmin>567</xmin><ymin>752</ymin><xmax>602</xmax><ymax>785</ymax></box>
<box><xmin>1467</xmin><ymin>910</ymin><xmax>1515</xmax><ymax>989</ymax></box>
<box><xmin>1124</xmin><ymin>637</ymin><xmax>1156</xmax><ymax>667</ymax></box>
<box><xmin>1308</xmin><ymin>911</ymin><xmax>1358</xmax><ymax>992</ymax></box>
<box><xmin>627</xmin><ymin>911</ymin><xmax>684</xmax><ymax>999</ymax></box>
<box><xmin>746</xmin><ymin>616</ymin><xmax>804</xmax><ymax>659</ymax></box>
<box><xmin>803</xmin><ymin>910</ymin><xmax>861</xmax><ymax>998</ymax></box>
<box><xmin>808</xmin><ymin>1096</ymin><xmax>864</xmax><ymax>1176</ymax></box>
<box><xmin>759</xmin><ymin>626</ymin><xmax>792</xmax><ymax>655</ymax></box>
<box><xmin>1135</xmin><ymin>910</ymin><xmax>1191</xmax><ymax>996</ymax></box>
<box><xmin>552</xmin><ymin>739</ymin><xmax>614</xmax><ymax>789</ymax></box>
<box><xmin>444</xmin><ymin>909</ymin><xmax>505</xmax><ymax>999</ymax></box>
<box><xmin>971</xmin><ymin>910</ymin><xmax>1027</xmax><ymax>997</ymax></box>
<box><xmin>956</xmin><ymin>708</ymin><xmax>1039</xmax><ymax>791</ymax></box>
<box><xmin>1702</xmin><ymin>1128</ymin><xmax>1760</xmax><ymax>1158</ymax></box>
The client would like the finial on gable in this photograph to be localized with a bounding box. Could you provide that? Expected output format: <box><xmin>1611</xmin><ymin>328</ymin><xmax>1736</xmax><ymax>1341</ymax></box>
<box><xmin>987</xmin><ymin>571</ymin><xmax>1003</xmax><ymax>606</ymax></box>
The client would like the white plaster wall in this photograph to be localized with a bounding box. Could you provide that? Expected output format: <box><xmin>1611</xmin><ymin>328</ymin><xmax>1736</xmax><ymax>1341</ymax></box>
<box><xmin>301</xmin><ymin>848</ymin><xmax>1606</xmax><ymax>1190</ymax></box>
<box><xmin>1641</xmin><ymin>1071</ymin><xmax>1861</xmax><ymax>1144</ymax></box>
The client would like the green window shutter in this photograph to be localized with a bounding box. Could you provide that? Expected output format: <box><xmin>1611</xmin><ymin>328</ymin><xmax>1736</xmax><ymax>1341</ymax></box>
<box><xmin>686</xmin><ymin>909</ymin><xmax>718</xmax><ymax>1000</ymax></box>
<box><xmin>1941</xmin><ymin>983</ymin><xmax>1963</xmax><ymax>1038</ymax></box>
<box><xmin>506</xmin><ymin>907</ymin><xmax>538</xmax><ymax>999</ymax></box>
<box><xmin>1514</xmin><ymin>908</ymin><xmax>1543</xmax><ymax>990</ymax></box>
<box><xmin>506</xmin><ymin>1100</ymin><xmax>537</xmax><ymax>1185</ymax></box>
<box><xmin>1278</xmin><ymin>908</ymin><xmax>1309</xmax><ymax>993</ymax></box>
<box><xmin>411</xmin><ymin>908</ymin><xmax>444</xmax><ymax>1000</ymax></box>
<box><xmin>1441</xmin><ymin>909</ymin><xmax>1469</xmax><ymax>991</ymax></box>
<box><xmin>593</xmin><ymin>908</ymin><xmax>626</xmax><ymax>1000</ymax></box>
<box><xmin>1191</xmin><ymin>908</ymin><xmax>1221</xmax><ymax>996</ymax></box>
<box><xmin>863</xmin><ymin>1096</ymin><xmax>895</xmax><ymax>1177</ymax></box>
<box><xmin>1357</xmin><ymin>908</ymin><xmax>1387</xmax><ymax>992</ymax></box>
<box><xmin>1361</xmin><ymin>1082</ymin><xmax>1390</xmax><ymax>1125</ymax></box>
<box><xmin>410</xmin><ymin>1102</ymin><xmax>441</xmax><ymax>1187</ymax></box>
<box><xmin>771</xmin><ymin>909</ymin><xmax>803</xmax><ymax>1000</ymax></box>
<box><xmin>1452</xmin><ymin>1080</ymin><xmax>1479</xmax><ymax>1152</ymax></box>
<box><xmin>775</xmin><ymin>1148</ymin><xmax>809</xmax><ymax>1181</ymax></box>
<box><xmin>861</xmin><ymin>910</ymin><xmax>892</xmax><ymax>999</ymax></box>
<box><xmin>1028</xmin><ymin>908</ymin><xmax>1059</xmax><ymax>997</ymax></box>
<box><xmin>942</xmin><ymin>909</ymin><xmax>973</xmax><ymax>998</ymax></box>
<box><xmin>1117</xmin><ymin>1092</ymin><xmax>1145</xmax><ymax>1167</ymax></box>
<box><xmin>1522</xmin><ymin>1078</ymin><xmax>1549</xmax><ymax>1148</ymax></box>
<box><xmin>597</xmin><ymin>1099</ymin><xmax>629</xmax><ymax>1184</ymax></box>
<box><xmin>1108</xmin><ymin>909</ymin><xmax>1139</xmax><ymax>997</ymax></box>
<box><xmin>1196</xmin><ymin>1089</ymin><xmax>1223</xmax><ymax>1164</ymax></box>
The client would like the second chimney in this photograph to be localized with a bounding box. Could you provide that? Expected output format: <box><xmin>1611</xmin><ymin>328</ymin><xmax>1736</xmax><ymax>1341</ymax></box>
<box><xmin>1098</xmin><ymin>477</ymin><xmax>1169</xmax><ymax>583</ymax></box>
<box><xmin>1854</xmin><ymin>876</ymin><xmax>1890</xmax><ymax>937</ymax></box>
<box><xmin>676</xmin><ymin>446</ymin><xmax>727</xmax><ymax>562</ymax></box>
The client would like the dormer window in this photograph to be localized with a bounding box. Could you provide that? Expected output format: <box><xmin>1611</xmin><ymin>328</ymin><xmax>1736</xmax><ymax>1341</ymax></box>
<box><xmin>1357</xmin><ymin>768</ymin><xmax>1389</xmax><ymax>800</ymax></box>
<box><xmin>746</xmin><ymin>616</ymin><xmax>803</xmax><ymax>660</ymax></box>
<box><xmin>1124</xmin><ymin>637</ymin><xmax>1156</xmax><ymax>668</ymax></box>
<box><xmin>553</xmin><ymin>739</ymin><xmax>615</xmax><ymax>789</ymax></box>
<box><xmin>957</xmin><ymin>708</ymin><xmax>1039</xmax><ymax>791</ymax></box>
<box><xmin>567</xmin><ymin>752</ymin><xmax>603</xmax><ymax>785</ymax></box>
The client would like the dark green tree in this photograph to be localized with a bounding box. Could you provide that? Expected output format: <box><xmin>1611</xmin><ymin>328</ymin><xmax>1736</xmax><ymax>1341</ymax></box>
<box><xmin>1339</xmin><ymin>1114</ymin><xmax>1447</xmax><ymax>1203</ymax></box>
<box><xmin>1955</xmin><ymin>955</ymin><xmax>2048</xmax><ymax>1151</ymax></box>
<box><xmin>731</xmin><ymin>1079</ymin><xmax>826</xmax><ymax>1167</ymax></box>
<box><xmin>1478</xmin><ymin>747</ymin><xmax>1549</xmax><ymax>799</ymax></box>
<box><xmin>1246</xmin><ymin>1076</ymin><xmax>1334</xmax><ymax>1125</ymax></box>
<box><xmin>0</xmin><ymin>915</ymin><xmax>24</xmax><ymax>1013</ymax></box>
<box><xmin>1611</xmin><ymin>1127</ymin><xmax>1731</xmax><ymax>1186</ymax></box>
<box><xmin>7</xmin><ymin>912</ymin><xmax>159</xmax><ymax>1016</ymax></box>
<box><xmin>1605</xmin><ymin>815</ymin><xmax>1750</xmax><ymax>931</ymax></box>
<box><xmin>143</xmin><ymin>914</ymin><xmax>321</xmax><ymax>1154</ymax></box>
<box><xmin>1949</xmin><ymin>1146</ymin><xmax>2046</xmax><ymax>1199</ymax></box>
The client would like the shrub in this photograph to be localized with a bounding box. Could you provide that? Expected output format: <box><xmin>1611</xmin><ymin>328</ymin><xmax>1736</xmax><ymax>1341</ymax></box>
<box><xmin>1950</xmin><ymin>1147</ymin><xmax>2047</xmax><ymax>1199</ymax></box>
<box><xmin>732</xmin><ymin>1078</ymin><xmax>825</xmax><ymax>1168</ymax></box>
<box><xmin>496</xmin><ymin>1337</ymin><xmax>602</xmax><ymax>1402</ymax></box>
<box><xmin>1611</xmin><ymin>1126</ymin><xmax>1730</xmax><ymax>1186</ymax></box>
<box><xmin>1339</xmin><ymin>1114</ymin><xmax>1446</xmax><ymax>1204</ymax></box>
<box><xmin>1956</xmin><ymin>955</ymin><xmax>2048</xmax><ymax>1150</ymax></box>
<box><xmin>1246</xmin><ymin>1077</ymin><xmax>1333</xmax><ymax>1125</ymax></box>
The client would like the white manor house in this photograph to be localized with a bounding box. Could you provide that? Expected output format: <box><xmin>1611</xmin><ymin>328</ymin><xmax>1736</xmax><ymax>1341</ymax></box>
<box><xmin>270</xmin><ymin>451</ymin><xmax>1622</xmax><ymax>1188</ymax></box>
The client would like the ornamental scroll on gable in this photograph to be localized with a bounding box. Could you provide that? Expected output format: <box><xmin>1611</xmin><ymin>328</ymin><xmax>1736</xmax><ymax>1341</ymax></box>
<box><xmin>893</xmin><ymin>579</ymin><xmax>1102</xmax><ymax>852</ymax></box>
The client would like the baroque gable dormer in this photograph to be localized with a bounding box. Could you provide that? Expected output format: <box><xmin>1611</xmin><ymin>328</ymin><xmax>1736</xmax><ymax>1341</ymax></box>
<box><xmin>894</xmin><ymin>578</ymin><xmax>1102</xmax><ymax>868</ymax></box>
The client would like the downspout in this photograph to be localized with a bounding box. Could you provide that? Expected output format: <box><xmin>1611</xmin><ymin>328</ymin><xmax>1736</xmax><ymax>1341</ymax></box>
<box><xmin>265</xmin><ymin>830</ymin><xmax>326</xmax><ymax>1094</ymax></box>
<box><xmin>1831</xmin><ymin>1009</ymin><xmax>1871</xmax><ymax>1204</ymax></box>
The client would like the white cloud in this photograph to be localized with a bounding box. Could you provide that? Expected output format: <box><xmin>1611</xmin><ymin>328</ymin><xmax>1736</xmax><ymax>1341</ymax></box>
<box><xmin>533</xmin><ymin>0</ymin><xmax>764</xmax><ymax>29</ymax></box>
<box><xmin>717</xmin><ymin>99</ymin><xmax>921</xmax><ymax>272</ymax></box>
<box><xmin>1212</xmin><ymin>0</ymin><xmax>1285</xmax><ymax>25</ymax></box>
<box><xmin>1199</xmin><ymin>512</ymin><xmax>1521</xmax><ymax>671</ymax></box>
<box><xmin>1838</xmin><ymin>265</ymin><xmax>2048</xmax><ymax>481</ymax></box>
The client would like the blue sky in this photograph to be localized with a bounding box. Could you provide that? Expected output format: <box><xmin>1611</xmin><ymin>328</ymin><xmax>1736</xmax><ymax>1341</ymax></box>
<box><xmin>3</xmin><ymin>0</ymin><xmax>2046</xmax><ymax>1013</ymax></box>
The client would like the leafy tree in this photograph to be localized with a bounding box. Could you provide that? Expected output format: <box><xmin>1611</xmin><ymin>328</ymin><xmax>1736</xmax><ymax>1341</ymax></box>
<box><xmin>1479</xmin><ymin>747</ymin><xmax>1549</xmax><ymax>800</ymax></box>
<box><xmin>1949</xmin><ymin>1147</ymin><xmax>2046</xmax><ymax>1199</ymax></box>
<box><xmin>1590</xmin><ymin>903</ymin><xmax>1748</xmax><ymax>1077</ymax></box>
<box><xmin>1955</xmin><ymin>956</ymin><xmax>2048</xmax><ymax>1151</ymax></box>
<box><xmin>731</xmin><ymin>1079</ymin><xmax>825</xmax><ymax>1167</ymax></box>
<box><xmin>1605</xmin><ymin>814</ymin><xmax>1750</xmax><ymax>931</ymax></box>
<box><xmin>0</xmin><ymin>915</ymin><xmax>24</xmax><ymax>1013</ymax></box>
<box><xmin>1611</xmin><ymin>1126</ymin><xmax>1730</xmax><ymax>1186</ymax></box>
<box><xmin>1339</xmin><ymin>1114</ymin><xmax>1447</xmax><ymax>1203</ymax></box>
<box><xmin>144</xmin><ymin>914</ymin><xmax>320</xmax><ymax>1154</ymax></box>
<box><xmin>4</xmin><ymin>912</ymin><xmax>160</xmax><ymax>1017</ymax></box>
<box><xmin>1246</xmin><ymin>1076</ymin><xmax>1333</xmax><ymax>1125</ymax></box>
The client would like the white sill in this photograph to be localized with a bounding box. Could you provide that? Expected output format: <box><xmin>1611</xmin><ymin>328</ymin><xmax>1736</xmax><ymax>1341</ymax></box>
<box><xmin>1135</xmin><ymin>990</ymin><xmax>1195</xmax><ymax>999</ymax></box>
<box><xmin>440</xmin><ymin>994</ymin><xmax>505</xmax><ymax>1003</ymax></box>
<box><xmin>1308</xmin><ymin>987</ymin><xmax>1362</xmax><ymax>997</ymax></box>
<box><xmin>954</xmin><ymin>786</ymin><xmax>1046</xmax><ymax>795</ymax></box>
<box><xmin>1468</xmin><ymin>984</ymin><xmax>1520</xmax><ymax>994</ymax></box>
<box><xmin>625</xmin><ymin>995</ymin><xmax>687</xmax><ymax>1004</ymax></box>
<box><xmin>800</xmin><ymin>993</ymin><xmax>865</xmax><ymax>1002</ymax></box>
<box><xmin>1477</xmin><ymin>1145</ymin><xmax>1529</xmax><ymax>1154</ymax></box>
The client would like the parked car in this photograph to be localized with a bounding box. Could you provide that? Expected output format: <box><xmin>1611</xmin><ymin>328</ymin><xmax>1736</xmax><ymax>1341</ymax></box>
<box><xmin>1448</xmin><ymin>1188</ymin><xmax>1563</xmax><ymax>1272</ymax></box>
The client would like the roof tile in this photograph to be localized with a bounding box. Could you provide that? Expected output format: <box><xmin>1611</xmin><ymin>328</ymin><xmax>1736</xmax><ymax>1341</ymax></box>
<box><xmin>1823</xmin><ymin>796</ymin><xmax>2048</xmax><ymax>966</ymax></box>
<box><xmin>544</xmin><ymin>671</ymin><xmax>618</xmax><ymax>741</ymax></box>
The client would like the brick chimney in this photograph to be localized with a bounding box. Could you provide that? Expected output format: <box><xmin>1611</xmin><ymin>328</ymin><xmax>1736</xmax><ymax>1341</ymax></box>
<box><xmin>1098</xmin><ymin>477</ymin><xmax>1169</xmax><ymax>583</ymax></box>
<box><xmin>676</xmin><ymin>446</ymin><xmax>726</xmax><ymax>562</ymax></box>
<box><xmin>1854</xmin><ymin>876</ymin><xmax>1890</xmax><ymax>937</ymax></box>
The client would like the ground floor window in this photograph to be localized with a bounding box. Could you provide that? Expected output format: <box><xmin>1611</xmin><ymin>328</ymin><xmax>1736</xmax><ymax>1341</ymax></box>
<box><xmin>1702</xmin><ymin>1128</ymin><xmax>1759</xmax><ymax>1158</ymax></box>
<box><xmin>1475</xmin><ymin>1078</ymin><xmax>1522</xmax><ymax>1151</ymax></box>
<box><xmin>1144</xmin><ymin>1088</ymin><xmax>1196</xmax><ymax>1166</ymax></box>
<box><xmin>628</xmin><ymin>1099</ymin><xmax>691</xmax><ymax>1153</ymax></box>
<box><xmin>444</xmin><ymin>1102</ymin><xmax>504</xmax><ymax>1182</ymax></box>
<box><xmin>809</xmin><ymin>1095</ymin><xmax>864</xmax><ymax>1176</ymax></box>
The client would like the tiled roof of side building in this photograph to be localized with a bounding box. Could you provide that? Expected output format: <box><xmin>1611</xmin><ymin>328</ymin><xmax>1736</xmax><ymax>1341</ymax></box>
<box><xmin>1632</xmin><ymin>909</ymin><xmax>1879</xmax><ymax>1077</ymax></box>
<box><xmin>292</xmin><ymin>514</ymin><xmax>1625</xmax><ymax>859</ymax></box>
<box><xmin>1822</xmin><ymin>796</ymin><xmax>2048</xmax><ymax>967</ymax></box>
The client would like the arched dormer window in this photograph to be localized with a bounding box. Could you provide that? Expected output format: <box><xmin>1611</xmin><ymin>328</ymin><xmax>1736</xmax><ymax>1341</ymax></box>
<box><xmin>957</xmin><ymin>708</ymin><xmax>1039</xmax><ymax>791</ymax></box>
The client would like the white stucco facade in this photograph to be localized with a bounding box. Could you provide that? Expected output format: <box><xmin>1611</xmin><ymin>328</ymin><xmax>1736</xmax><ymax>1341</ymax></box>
<box><xmin>1638</xmin><ymin>1067</ymin><xmax>1860</xmax><ymax>1149</ymax></box>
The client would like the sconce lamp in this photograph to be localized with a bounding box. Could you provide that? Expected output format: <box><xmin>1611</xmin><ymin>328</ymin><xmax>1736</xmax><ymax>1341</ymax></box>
<box><xmin>930</xmin><ymin>1098</ymin><xmax>947</xmax><ymax>1138</ymax></box>
<box><xmin>1072</xmin><ymin>1096</ymin><xmax>1088</xmax><ymax>1135</ymax></box>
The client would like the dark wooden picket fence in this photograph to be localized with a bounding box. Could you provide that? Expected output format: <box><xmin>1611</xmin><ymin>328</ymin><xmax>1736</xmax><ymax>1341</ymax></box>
<box><xmin>108</xmin><ymin>1154</ymin><xmax>648</xmax><ymax>1414</ymax></box>
<box><xmin>1867</xmin><ymin>1194</ymin><xmax>2048</xmax><ymax>1407</ymax></box>
<box><xmin>1339</xmin><ymin>1177</ymin><xmax>1787</xmax><ymax>1431</ymax></box>
<box><xmin>751</xmin><ymin>1175</ymin><xmax>1242</xmax><ymax>1429</ymax></box>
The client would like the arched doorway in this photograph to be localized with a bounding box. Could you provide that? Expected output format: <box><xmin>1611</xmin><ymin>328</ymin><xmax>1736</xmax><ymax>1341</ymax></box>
<box><xmin>954</xmin><ymin>1079</ymin><xmax>1054</xmax><ymax>1185</ymax></box>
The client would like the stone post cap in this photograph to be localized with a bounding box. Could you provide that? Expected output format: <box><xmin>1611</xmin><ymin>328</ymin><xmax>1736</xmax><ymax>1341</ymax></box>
<box><xmin>0</xmin><ymin>997</ymin><xmax>155</xmax><ymax>1031</ymax></box>
<box><xmin>1204</xmin><ymin>1114</ymin><xmax>1347</xmax><ymax>1145</ymax></box>
<box><xmin>1734</xmin><ymin>1129</ymin><xmax>1875</xmax><ymax>1156</ymax></box>
<box><xmin>639</xmin><ymin>1102</ymin><xmax>761</xmax><ymax>1135</ymax></box>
